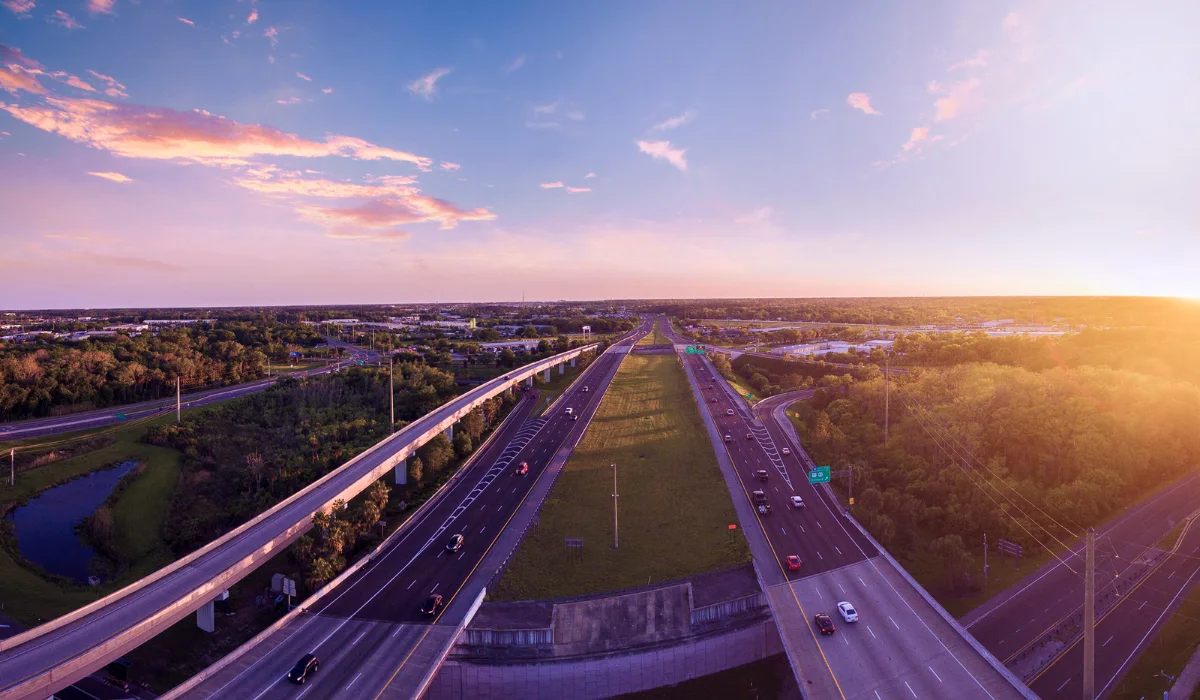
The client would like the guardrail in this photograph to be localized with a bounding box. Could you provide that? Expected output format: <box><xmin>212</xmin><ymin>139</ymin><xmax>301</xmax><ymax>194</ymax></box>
<box><xmin>463</xmin><ymin>628</ymin><xmax>554</xmax><ymax>646</ymax></box>
<box><xmin>689</xmin><ymin>592</ymin><xmax>766</xmax><ymax>625</ymax></box>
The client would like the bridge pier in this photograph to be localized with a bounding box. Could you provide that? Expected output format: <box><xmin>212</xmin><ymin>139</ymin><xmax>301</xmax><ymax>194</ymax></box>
<box><xmin>571</xmin><ymin>357</ymin><xmax>576</xmax><ymax>368</ymax></box>
<box><xmin>196</xmin><ymin>590</ymin><xmax>229</xmax><ymax>633</ymax></box>
<box><xmin>444</xmin><ymin>424</ymin><xmax>454</xmax><ymax>441</ymax></box>
<box><xmin>543</xmin><ymin>368</ymin><xmax>550</xmax><ymax>383</ymax></box>
<box><xmin>559</xmin><ymin>362</ymin><xmax>565</xmax><ymax>375</ymax></box>
<box><xmin>526</xmin><ymin>376</ymin><xmax>533</xmax><ymax>388</ymax></box>
<box><xmin>395</xmin><ymin>456</ymin><xmax>407</xmax><ymax>485</ymax></box>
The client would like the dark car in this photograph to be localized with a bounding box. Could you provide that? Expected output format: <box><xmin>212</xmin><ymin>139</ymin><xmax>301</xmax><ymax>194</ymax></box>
<box><xmin>754</xmin><ymin>469</ymin><xmax>769</xmax><ymax>481</ymax></box>
<box><xmin>446</xmin><ymin>534</ymin><xmax>464</xmax><ymax>552</ymax></box>
<box><xmin>287</xmin><ymin>654</ymin><xmax>319</xmax><ymax>684</ymax></box>
<box><xmin>583</xmin><ymin>386</ymin><xmax>589</xmax><ymax>392</ymax></box>
<box><xmin>421</xmin><ymin>594</ymin><xmax>444</xmax><ymax>616</ymax></box>
<box><xmin>711</xmin><ymin>397</ymin><xmax>718</xmax><ymax>403</ymax></box>
<box><xmin>745</xmin><ymin>432</ymin><xmax>754</xmax><ymax>440</ymax></box>
<box><xmin>815</xmin><ymin>613</ymin><xmax>836</xmax><ymax>635</ymax></box>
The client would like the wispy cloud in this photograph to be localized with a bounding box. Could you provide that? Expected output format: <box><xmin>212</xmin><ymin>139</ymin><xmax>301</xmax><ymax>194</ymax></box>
<box><xmin>846</xmin><ymin>92</ymin><xmax>880</xmax><ymax>115</ymax></box>
<box><xmin>408</xmin><ymin>67</ymin><xmax>452</xmax><ymax>100</ymax></box>
<box><xmin>87</xmin><ymin>170</ymin><xmax>132</xmax><ymax>183</ymax></box>
<box><xmin>949</xmin><ymin>50</ymin><xmax>989</xmax><ymax>72</ymax></box>
<box><xmin>86</xmin><ymin>69</ymin><xmax>126</xmax><ymax>98</ymax></box>
<box><xmin>565</xmin><ymin>109</ymin><xmax>585</xmax><ymax>121</ymax></box>
<box><xmin>565</xmin><ymin>186</ymin><xmax>590</xmax><ymax>194</ymax></box>
<box><xmin>2</xmin><ymin>0</ymin><xmax>35</xmax><ymax>16</ymax></box>
<box><xmin>78</xmin><ymin>254</ymin><xmax>184</xmax><ymax>272</ymax></box>
<box><xmin>264</xmin><ymin>26</ymin><xmax>278</xmax><ymax>48</ymax></box>
<box><xmin>928</xmin><ymin>78</ymin><xmax>981</xmax><ymax>122</ymax></box>
<box><xmin>584</xmin><ymin>172</ymin><xmax>596</xmax><ymax>179</ymax></box>
<box><xmin>326</xmin><ymin>230</ymin><xmax>412</xmax><ymax>243</ymax></box>
<box><xmin>525</xmin><ymin>120</ymin><xmax>561</xmax><ymax>131</ymax></box>
<box><xmin>901</xmin><ymin>126</ymin><xmax>937</xmax><ymax>152</ymax></box>
<box><xmin>1</xmin><ymin>65</ymin><xmax>46</xmax><ymax>94</ymax></box>
<box><xmin>440</xmin><ymin>161</ymin><xmax>461</xmax><ymax>172</ymax></box>
<box><xmin>296</xmin><ymin>196</ymin><xmax>494</xmax><ymax>232</ymax></box>
<box><xmin>275</xmin><ymin>96</ymin><xmax>301</xmax><ymax>105</ymax></box>
<box><xmin>43</xmin><ymin>233</ymin><xmax>101</xmax><ymax>241</ymax></box>
<box><xmin>735</xmin><ymin>207</ymin><xmax>772</xmax><ymax>224</ymax></box>
<box><xmin>322</xmin><ymin>87</ymin><xmax>333</xmax><ymax>94</ymax></box>
<box><xmin>296</xmin><ymin>72</ymin><xmax>311</xmax><ymax>81</ymax></box>
<box><xmin>247</xmin><ymin>6</ymin><xmax>258</xmax><ymax>24</ymax></box>
<box><xmin>810</xmin><ymin>108</ymin><xmax>829</xmax><ymax>120</ymax></box>
<box><xmin>503</xmin><ymin>54</ymin><xmax>526</xmax><ymax>74</ymax></box>
<box><xmin>651</xmin><ymin>110</ymin><xmax>693</xmax><ymax>131</ymax></box>
<box><xmin>59</xmin><ymin>74</ymin><xmax>95</xmax><ymax>91</ymax></box>
<box><xmin>177</xmin><ymin>16</ymin><xmax>194</xmax><ymax>26</ymax></box>
<box><xmin>48</xmin><ymin>9</ymin><xmax>83</xmax><ymax>29</ymax></box>
<box><xmin>86</xmin><ymin>0</ymin><xmax>113</xmax><ymax>15</ymax></box>
<box><xmin>636</xmin><ymin>140</ymin><xmax>687</xmax><ymax>172</ymax></box>
<box><xmin>533</xmin><ymin>100</ymin><xmax>558</xmax><ymax>115</ymax></box>
<box><xmin>540</xmin><ymin>182</ymin><xmax>564</xmax><ymax>189</ymax></box>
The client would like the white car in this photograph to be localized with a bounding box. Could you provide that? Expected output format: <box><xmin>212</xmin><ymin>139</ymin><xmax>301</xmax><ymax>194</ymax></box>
<box><xmin>781</xmin><ymin>447</ymin><xmax>791</xmax><ymax>456</ymax></box>
<box><xmin>790</xmin><ymin>495</ymin><xmax>805</xmax><ymax>508</ymax></box>
<box><xmin>837</xmin><ymin>601</ymin><xmax>859</xmax><ymax>623</ymax></box>
<box><xmin>564</xmin><ymin>407</ymin><xmax>574</xmax><ymax>415</ymax></box>
<box><xmin>726</xmin><ymin>409</ymin><xmax>734</xmax><ymax>416</ymax></box>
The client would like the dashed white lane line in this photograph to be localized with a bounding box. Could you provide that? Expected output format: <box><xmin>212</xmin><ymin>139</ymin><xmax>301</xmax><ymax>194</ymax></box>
<box><xmin>1139</xmin><ymin>601</ymin><xmax>1147</xmax><ymax>610</ymax></box>
<box><xmin>817</xmin><ymin>521</ymin><xmax>823</xmax><ymax>529</ymax></box>
<box><xmin>905</xmin><ymin>680</ymin><xmax>917</xmax><ymax>697</ymax></box>
<box><xmin>480</xmin><ymin>526</ymin><xmax>487</xmax><ymax>534</ymax></box>
<box><xmin>1057</xmin><ymin>678</ymin><xmax>1071</xmax><ymax>692</ymax></box>
<box><xmin>817</xmin><ymin>551</ymin><xmax>823</xmax><ymax>560</ymax></box>
<box><xmin>858</xmin><ymin>576</ymin><xmax>865</xmax><ymax>586</ymax></box>
<box><xmin>431</xmin><ymin>583</ymin><xmax>439</xmax><ymax>593</ymax></box>
<box><xmin>835</xmin><ymin>546</ymin><xmax>842</xmax><ymax>555</ymax></box>
<box><xmin>868</xmin><ymin>625</ymin><xmax>877</xmax><ymax>639</ymax></box>
<box><xmin>875</xmin><ymin>692</ymin><xmax>882</xmax><ymax>700</ymax></box>
<box><xmin>838</xmin><ymin>584</ymin><xmax>845</xmax><ymax>594</ymax></box>
<box><xmin>889</xmin><ymin>616</ymin><xmax>900</xmax><ymax>630</ymax></box>
<box><xmin>929</xmin><ymin>666</ymin><xmax>942</xmax><ymax>682</ymax></box>
<box><xmin>346</xmin><ymin>672</ymin><xmax>362</xmax><ymax>690</ymax></box>
<box><xmin>352</xmin><ymin>631</ymin><xmax>366</xmax><ymax>646</ymax></box>
<box><xmin>297</xmin><ymin>686</ymin><xmax>313</xmax><ymax>699</ymax></box>
<box><xmin>407</xmin><ymin>580</ymin><xmax>415</xmax><ymax>590</ymax></box>
<box><xmin>842</xmin><ymin>634</ymin><xmax>849</xmax><ymax>646</ymax></box>
<box><xmin>436</xmin><ymin>550</ymin><xmax>444</xmax><ymax>558</ymax></box>
<box><xmin>1103</xmin><ymin>635</ymin><xmax>1113</xmax><ymax>647</ymax></box>
<box><xmin>458</xmin><ymin>551</ymin><xmax>465</xmax><ymax>560</ymax></box>
<box><xmin>801</xmin><ymin>526</ymin><xmax>806</xmax><ymax>533</ymax></box>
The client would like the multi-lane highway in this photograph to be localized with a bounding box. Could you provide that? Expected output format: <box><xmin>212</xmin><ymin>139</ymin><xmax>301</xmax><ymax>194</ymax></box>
<box><xmin>0</xmin><ymin>338</ymin><xmax>376</xmax><ymax>442</ymax></box>
<box><xmin>176</xmin><ymin>324</ymin><xmax>650</xmax><ymax>699</ymax></box>
<box><xmin>664</xmin><ymin>319</ymin><xmax>1028</xmax><ymax>700</ymax></box>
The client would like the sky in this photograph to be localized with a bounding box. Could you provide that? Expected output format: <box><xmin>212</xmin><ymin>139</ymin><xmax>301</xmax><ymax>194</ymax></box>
<box><xmin>1</xmin><ymin>0</ymin><xmax>1197</xmax><ymax>309</ymax></box>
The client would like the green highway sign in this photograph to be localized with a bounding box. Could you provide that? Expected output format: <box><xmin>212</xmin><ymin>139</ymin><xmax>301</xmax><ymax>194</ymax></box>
<box><xmin>685</xmin><ymin>345</ymin><xmax>707</xmax><ymax>355</ymax></box>
<box><xmin>808</xmin><ymin>466</ymin><xmax>831</xmax><ymax>484</ymax></box>
<box><xmin>115</xmin><ymin>413</ymin><xmax>127</xmax><ymax>420</ymax></box>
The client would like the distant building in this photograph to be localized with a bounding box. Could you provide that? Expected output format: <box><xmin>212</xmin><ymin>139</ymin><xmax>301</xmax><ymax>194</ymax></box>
<box><xmin>105</xmin><ymin>323</ymin><xmax>150</xmax><ymax>333</ymax></box>
<box><xmin>144</xmin><ymin>319</ymin><xmax>201</xmax><ymax>325</ymax></box>
<box><xmin>978</xmin><ymin>319</ymin><xmax>1015</xmax><ymax>328</ymax></box>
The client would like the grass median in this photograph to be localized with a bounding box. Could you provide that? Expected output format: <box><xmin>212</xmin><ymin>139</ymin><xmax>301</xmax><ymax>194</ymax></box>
<box><xmin>491</xmin><ymin>353</ymin><xmax>750</xmax><ymax>601</ymax></box>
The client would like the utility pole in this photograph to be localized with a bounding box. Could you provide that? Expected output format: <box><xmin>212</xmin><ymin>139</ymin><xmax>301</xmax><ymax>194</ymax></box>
<box><xmin>983</xmin><ymin>533</ymin><xmax>989</xmax><ymax>591</ymax></box>
<box><xmin>267</xmin><ymin>358</ymin><xmax>271</xmax><ymax>378</ymax></box>
<box><xmin>884</xmin><ymin>353</ymin><xmax>890</xmax><ymax>442</ymax></box>
<box><xmin>9</xmin><ymin>449</ymin><xmax>13</xmax><ymax>487</ymax></box>
<box><xmin>612</xmin><ymin>463</ymin><xmax>619</xmax><ymax>549</ymax></box>
<box><xmin>175</xmin><ymin>376</ymin><xmax>181</xmax><ymax>423</ymax></box>
<box><xmin>1084</xmin><ymin>527</ymin><xmax>1096</xmax><ymax>700</ymax></box>
<box><xmin>389</xmin><ymin>356</ymin><xmax>395</xmax><ymax>434</ymax></box>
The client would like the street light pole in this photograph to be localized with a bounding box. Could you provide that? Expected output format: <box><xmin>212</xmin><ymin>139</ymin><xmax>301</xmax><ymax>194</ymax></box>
<box><xmin>389</xmin><ymin>355</ymin><xmax>395</xmax><ymax>434</ymax></box>
<box><xmin>612</xmin><ymin>462</ymin><xmax>619</xmax><ymax>549</ymax></box>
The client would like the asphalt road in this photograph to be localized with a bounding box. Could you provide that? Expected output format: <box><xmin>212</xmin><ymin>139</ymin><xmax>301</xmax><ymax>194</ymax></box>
<box><xmin>0</xmin><ymin>338</ymin><xmax>377</xmax><ymax>442</ymax></box>
<box><xmin>180</xmin><ymin>325</ymin><xmax>650</xmax><ymax>699</ymax></box>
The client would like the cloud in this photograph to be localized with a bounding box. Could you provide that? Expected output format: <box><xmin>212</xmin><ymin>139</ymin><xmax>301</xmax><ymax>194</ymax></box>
<box><xmin>296</xmin><ymin>196</ymin><xmax>495</xmax><ymax>232</ymax></box>
<box><xmin>48</xmin><ymin>9</ymin><xmax>83</xmax><ymax>29</ymax></box>
<box><xmin>326</xmin><ymin>229</ymin><xmax>412</xmax><ymax>243</ymax></box>
<box><xmin>232</xmin><ymin>172</ymin><xmax>420</xmax><ymax>199</ymax></box>
<box><xmin>43</xmin><ymin>233</ymin><xmax>101</xmax><ymax>241</ymax></box>
<box><xmin>322</xmin><ymin>87</ymin><xmax>333</xmax><ymax>94</ymax></box>
<box><xmin>296</xmin><ymin>72</ymin><xmax>311</xmax><ymax>81</ymax></box>
<box><xmin>735</xmin><ymin>207</ymin><xmax>772</xmax><ymax>224</ymax></box>
<box><xmin>901</xmin><ymin>126</ymin><xmax>942</xmax><ymax>152</ymax></box>
<box><xmin>636</xmin><ymin>140</ymin><xmax>687</xmax><ymax>172</ymax></box>
<box><xmin>440</xmin><ymin>161</ymin><xmax>460</xmax><ymax>171</ymax></box>
<box><xmin>77</xmin><ymin>254</ymin><xmax>184</xmax><ymax>272</ymax></box>
<box><xmin>177</xmin><ymin>16</ymin><xmax>193</xmax><ymax>25</ymax></box>
<box><xmin>2</xmin><ymin>0</ymin><xmax>35</xmax><ymax>16</ymax></box>
<box><xmin>928</xmin><ymin>78</ymin><xmax>981</xmax><ymax>122</ymax></box>
<box><xmin>949</xmin><ymin>50</ymin><xmax>989</xmax><ymax>71</ymax></box>
<box><xmin>846</xmin><ymin>92</ymin><xmax>880</xmax><ymax>115</ymax></box>
<box><xmin>60</xmin><ymin>73</ymin><xmax>95</xmax><ymax>91</ymax></box>
<box><xmin>0</xmin><ymin>96</ymin><xmax>434</xmax><ymax>167</ymax></box>
<box><xmin>810</xmin><ymin>108</ymin><xmax>829</xmax><ymax>120</ymax></box>
<box><xmin>565</xmin><ymin>186</ymin><xmax>590</xmax><ymax>194</ymax></box>
<box><xmin>408</xmin><ymin>67</ymin><xmax>452</xmax><ymax>100</ymax></box>
<box><xmin>86</xmin><ymin>0</ymin><xmax>113</xmax><ymax>14</ymax></box>
<box><xmin>503</xmin><ymin>54</ymin><xmax>526</xmax><ymax>74</ymax></box>
<box><xmin>565</xmin><ymin>110</ymin><xmax>585</xmax><ymax>121</ymax></box>
<box><xmin>275</xmin><ymin>96</ymin><xmax>301</xmax><ymax>105</ymax></box>
<box><xmin>86</xmin><ymin>69</ymin><xmax>126</xmax><ymax>98</ymax></box>
<box><xmin>524</xmin><ymin>120</ymin><xmax>561</xmax><ymax>130</ymax></box>
<box><xmin>584</xmin><ymin>172</ymin><xmax>596</xmax><ymax>178</ymax></box>
<box><xmin>247</xmin><ymin>8</ymin><xmax>258</xmax><ymax>24</ymax></box>
<box><xmin>533</xmin><ymin>100</ymin><xmax>558</xmax><ymax>115</ymax></box>
<box><xmin>87</xmin><ymin>170</ymin><xmax>132</xmax><ymax>183</ymax></box>
<box><xmin>264</xmin><ymin>26</ymin><xmax>278</xmax><ymax>48</ymax></box>
<box><xmin>540</xmin><ymin>181</ymin><xmax>564</xmax><ymax>189</ymax></box>
<box><xmin>0</xmin><ymin>44</ymin><xmax>40</xmax><ymax>69</ymax></box>
<box><xmin>0</xmin><ymin>65</ymin><xmax>46</xmax><ymax>94</ymax></box>
<box><xmin>651</xmin><ymin>110</ymin><xmax>693</xmax><ymax>131</ymax></box>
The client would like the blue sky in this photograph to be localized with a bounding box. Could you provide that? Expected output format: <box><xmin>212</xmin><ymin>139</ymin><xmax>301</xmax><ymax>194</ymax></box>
<box><xmin>1</xmin><ymin>0</ymin><xmax>1197</xmax><ymax>308</ymax></box>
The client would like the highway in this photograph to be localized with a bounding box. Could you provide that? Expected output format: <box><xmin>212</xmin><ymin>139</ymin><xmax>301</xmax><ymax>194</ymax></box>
<box><xmin>176</xmin><ymin>323</ymin><xmax>649</xmax><ymax>699</ymax></box>
<box><xmin>0</xmin><ymin>338</ymin><xmax>376</xmax><ymax>442</ymax></box>
<box><xmin>665</xmin><ymin>319</ymin><xmax>1028</xmax><ymax>700</ymax></box>
<box><xmin>0</xmin><ymin>340</ymin><xmax>604</xmax><ymax>700</ymax></box>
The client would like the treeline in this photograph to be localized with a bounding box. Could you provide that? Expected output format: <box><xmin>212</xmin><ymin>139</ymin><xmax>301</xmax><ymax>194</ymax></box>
<box><xmin>793</xmin><ymin>364</ymin><xmax>1200</xmax><ymax>593</ymax></box>
<box><xmin>0</xmin><ymin>323</ymin><xmax>323</xmax><ymax>420</ymax></box>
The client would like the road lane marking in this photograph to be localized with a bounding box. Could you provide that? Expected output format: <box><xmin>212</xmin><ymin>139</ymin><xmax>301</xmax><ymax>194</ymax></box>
<box><xmin>458</xmin><ymin>551</ymin><xmax>465</xmax><ymax>560</ymax></box>
<box><xmin>905</xmin><ymin>680</ymin><xmax>917</xmax><ymax>697</ymax></box>
<box><xmin>436</xmin><ymin>550</ymin><xmax>444</xmax><ymax>557</ymax></box>
<box><xmin>1103</xmin><ymin>635</ymin><xmax>1113</xmax><ymax>647</ymax></box>
<box><xmin>838</xmin><ymin>584</ymin><xmax>845</xmax><ymax>593</ymax></box>
<box><xmin>1015</xmin><ymin>627</ymin><xmax>1022</xmax><ymax>633</ymax></box>
<box><xmin>929</xmin><ymin>666</ymin><xmax>942</xmax><ymax>682</ymax></box>
<box><xmin>875</xmin><ymin>692</ymin><xmax>882</xmax><ymax>700</ymax></box>
<box><xmin>431</xmin><ymin>583</ymin><xmax>439</xmax><ymax>593</ymax></box>
<box><xmin>352</xmin><ymin>631</ymin><xmax>368</xmax><ymax>645</ymax></box>
<box><xmin>781</xmin><ymin>528</ymin><xmax>786</xmax><ymax>535</ymax></box>
<box><xmin>817</xmin><ymin>521</ymin><xmax>823</xmax><ymax>528</ymax></box>
<box><xmin>480</xmin><ymin>526</ymin><xmax>486</xmax><ymax>533</ymax></box>
<box><xmin>817</xmin><ymin>551</ymin><xmax>823</xmax><ymax>560</ymax></box>
<box><xmin>1057</xmin><ymin>678</ymin><xmax>1071</xmax><ymax>692</ymax></box>
<box><xmin>347</xmin><ymin>672</ymin><xmax>363</xmax><ymax>690</ymax></box>
<box><xmin>1139</xmin><ymin>601</ymin><xmax>1147</xmax><ymax>610</ymax></box>
<box><xmin>801</xmin><ymin>526</ymin><xmax>806</xmax><ymax>533</ymax></box>
<box><xmin>835</xmin><ymin>546</ymin><xmax>842</xmax><ymax>555</ymax></box>
<box><xmin>842</xmin><ymin>634</ymin><xmax>849</xmax><ymax>646</ymax></box>
<box><xmin>868</xmin><ymin>626</ymin><xmax>876</xmax><ymax>639</ymax></box>
<box><xmin>889</xmin><ymin>616</ymin><xmax>899</xmax><ymax>630</ymax></box>
<box><xmin>297</xmin><ymin>686</ymin><xmax>313</xmax><ymax>699</ymax></box>
<box><xmin>407</xmin><ymin>580</ymin><xmax>415</xmax><ymax>589</ymax></box>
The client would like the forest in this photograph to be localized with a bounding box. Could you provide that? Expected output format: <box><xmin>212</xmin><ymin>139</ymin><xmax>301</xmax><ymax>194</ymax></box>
<box><xmin>793</xmin><ymin>363</ymin><xmax>1200</xmax><ymax>594</ymax></box>
<box><xmin>0</xmin><ymin>322</ymin><xmax>323</xmax><ymax>420</ymax></box>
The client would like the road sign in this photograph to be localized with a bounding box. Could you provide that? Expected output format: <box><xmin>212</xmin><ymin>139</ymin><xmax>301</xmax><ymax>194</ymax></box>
<box><xmin>685</xmin><ymin>345</ymin><xmax>708</xmax><ymax>355</ymax></box>
<box><xmin>115</xmin><ymin>413</ymin><xmax>127</xmax><ymax>420</ymax></box>
<box><xmin>808</xmin><ymin>466</ymin><xmax>831</xmax><ymax>484</ymax></box>
<box><xmin>849</xmin><ymin>497</ymin><xmax>855</xmax><ymax>506</ymax></box>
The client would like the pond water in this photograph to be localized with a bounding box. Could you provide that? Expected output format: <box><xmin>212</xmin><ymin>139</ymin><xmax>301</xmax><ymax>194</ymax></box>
<box><xmin>9</xmin><ymin>460</ymin><xmax>138</xmax><ymax>583</ymax></box>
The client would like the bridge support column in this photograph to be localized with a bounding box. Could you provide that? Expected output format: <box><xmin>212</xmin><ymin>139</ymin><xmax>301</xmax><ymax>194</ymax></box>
<box><xmin>526</xmin><ymin>376</ymin><xmax>533</xmax><ymax>388</ymax></box>
<box><xmin>543</xmin><ymin>368</ymin><xmax>550</xmax><ymax>382</ymax></box>
<box><xmin>559</xmin><ymin>362</ymin><xmax>565</xmax><ymax>375</ymax></box>
<box><xmin>570</xmin><ymin>357</ymin><xmax>576</xmax><ymax>368</ymax></box>
<box><xmin>444</xmin><ymin>424</ymin><xmax>454</xmax><ymax>441</ymax></box>
<box><xmin>395</xmin><ymin>456</ymin><xmax>407</xmax><ymax>485</ymax></box>
<box><xmin>197</xmin><ymin>600</ymin><xmax>215</xmax><ymax>633</ymax></box>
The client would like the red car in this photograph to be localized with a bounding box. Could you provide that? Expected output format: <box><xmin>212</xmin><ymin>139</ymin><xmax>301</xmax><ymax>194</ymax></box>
<box><xmin>745</xmin><ymin>432</ymin><xmax>753</xmax><ymax>440</ymax></box>
<box><xmin>515</xmin><ymin>462</ymin><xmax>529</xmax><ymax>475</ymax></box>
<box><xmin>814</xmin><ymin>613</ymin><xmax>836</xmax><ymax>635</ymax></box>
<box><xmin>785</xmin><ymin>555</ymin><xmax>802</xmax><ymax>571</ymax></box>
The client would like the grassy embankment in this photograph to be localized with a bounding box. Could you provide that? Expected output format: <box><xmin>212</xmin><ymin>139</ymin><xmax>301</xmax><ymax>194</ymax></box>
<box><xmin>0</xmin><ymin>415</ymin><xmax>181</xmax><ymax>625</ymax></box>
<box><xmin>492</xmin><ymin>353</ymin><xmax>750</xmax><ymax>601</ymax></box>
<box><xmin>637</xmin><ymin>319</ymin><xmax>671</xmax><ymax>346</ymax></box>
<box><xmin>530</xmin><ymin>360</ymin><xmax>589</xmax><ymax>416</ymax></box>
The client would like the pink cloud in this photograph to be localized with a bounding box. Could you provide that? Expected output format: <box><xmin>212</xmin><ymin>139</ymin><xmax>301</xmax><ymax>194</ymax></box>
<box><xmin>297</xmin><ymin>196</ymin><xmax>494</xmax><ymax>232</ymax></box>
<box><xmin>1</xmin><ymin>44</ymin><xmax>41</xmax><ymax>69</ymax></box>
<box><xmin>264</xmin><ymin>26</ymin><xmax>278</xmax><ymax>48</ymax></box>
<box><xmin>76</xmin><ymin>254</ymin><xmax>183</xmax><ymax>272</ymax></box>
<box><xmin>540</xmin><ymin>182</ymin><xmax>564</xmax><ymax>189</ymax></box>
<box><xmin>86</xmin><ymin>69</ymin><xmax>127</xmax><ymax>98</ymax></box>
<box><xmin>565</xmin><ymin>186</ymin><xmax>591</xmax><ymax>194</ymax></box>
<box><xmin>325</xmin><ymin>230</ymin><xmax>411</xmax><ymax>243</ymax></box>
<box><xmin>233</xmin><ymin>173</ymin><xmax>419</xmax><ymax>200</ymax></box>
<box><xmin>928</xmin><ymin>78</ymin><xmax>981</xmax><ymax>122</ymax></box>
<box><xmin>735</xmin><ymin>207</ymin><xmax>772</xmax><ymax>224</ymax></box>
<box><xmin>0</xmin><ymin>96</ymin><xmax>435</xmax><ymax>168</ymax></box>
<box><xmin>651</xmin><ymin>110</ymin><xmax>693</xmax><ymax>131</ymax></box>
<box><xmin>177</xmin><ymin>16</ymin><xmax>194</xmax><ymax>25</ymax></box>
<box><xmin>2</xmin><ymin>0</ymin><xmax>35</xmax><ymax>16</ymax></box>
<box><xmin>275</xmin><ymin>96</ymin><xmax>301</xmax><ymax>105</ymax></box>
<box><xmin>846</xmin><ymin>92</ymin><xmax>880</xmax><ymax>115</ymax></box>
<box><xmin>86</xmin><ymin>0</ymin><xmax>113</xmax><ymax>14</ymax></box>
<box><xmin>247</xmin><ymin>8</ymin><xmax>258</xmax><ymax>24</ymax></box>
<box><xmin>636</xmin><ymin>140</ymin><xmax>687</xmax><ymax>172</ymax></box>
<box><xmin>321</xmin><ymin>87</ymin><xmax>333</xmax><ymax>94</ymax></box>
<box><xmin>440</xmin><ymin>161</ymin><xmax>460</xmax><ymax>171</ymax></box>
<box><xmin>59</xmin><ymin>73</ymin><xmax>95</xmax><ymax>91</ymax></box>
<box><xmin>408</xmin><ymin>67</ymin><xmax>452</xmax><ymax>100</ymax></box>
<box><xmin>87</xmin><ymin>170</ymin><xmax>132</xmax><ymax>183</ymax></box>
<box><xmin>949</xmin><ymin>50</ymin><xmax>989</xmax><ymax>71</ymax></box>
<box><xmin>0</xmin><ymin>65</ymin><xmax>46</xmax><ymax>94</ymax></box>
<box><xmin>296</xmin><ymin>72</ymin><xmax>311</xmax><ymax>81</ymax></box>
<box><xmin>584</xmin><ymin>172</ymin><xmax>596</xmax><ymax>178</ymax></box>
<box><xmin>48</xmin><ymin>9</ymin><xmax>83</xmax><ymax>29</ymax></box>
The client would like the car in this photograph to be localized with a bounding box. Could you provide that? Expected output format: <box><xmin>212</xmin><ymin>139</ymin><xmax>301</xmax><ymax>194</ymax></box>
<box><xmin>723</xmin><ymin>435</ymin><xmax>732</xmax><ymax>442</ymax></box>
<box><xmin>515</xmin><ymin>461</ymin><xmax>529</xmax><ymax>475</ymax></box>
<box><xmin>711</xmin><ymin>397</ymin><xmax>718</xmax><ymax>403</ymax></box>
<box><xmin>446</xmin><ymin>534</ymin><xmax>464</xmax><ymax>552</ymax></box>
<box><xmin>754</xmin><ymin>469</ymin><xmax>769</xmax><ymax>481</ymax></box>
<box><xmin>572</xmin><ymin>414</ymin><xmax>579</xmax><ymax>421</ymax></box>
<box><xmin>814</xmin><ymin>613</ymin><xmax>836</xmax><ymax>635</ymax></box>
<box><xmin>785</xmin><ymin>555</ymin><xmax>802</xmax><ymax>571</ymax></box>
<box><xmin>583</xmin><ymin>386</ymin><xmax>589</xmax><ymax>392</ymax></box>
<box><xmin>287</xmin><ymin>654</ymin><xmax>319</xmax><ymax>684</ymax></box>
<box><xmin>421</xmin><ymin>594</ymin><xmax>444</xmax><ymax>615</ymax></box>
<box><xmin>781</xmin><ymin>447</ymin><xmax>791</xmax><ymax>456</ymax></box>
<box><xmin>565</xmin><ymin>407</ymin><xmax>574</xmax><ymax>415</ymax></box>
<box><xmin>790</xmin><ymin>495</ymin><xmax>805</xmax><ymax>508</ymax></box>
<box><xmin>726</xmin><ymin>409</ymin><xmax>735</xmax><ymax>416</ymax></box>
<box><xmin>837</xmin><ymin>601</ymin><xmax>859</xmax><ymax>623</ymax></box>
<box><xmin>745</xmin><ymin>432</ymin><xmax>753</xmax><ymax>440</ymax></box>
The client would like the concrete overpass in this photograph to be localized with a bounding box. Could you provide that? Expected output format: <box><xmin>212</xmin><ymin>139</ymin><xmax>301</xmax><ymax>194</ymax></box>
<box><xmin>0</xmin><ymin>343</ymin><xmax>601</xmax><ymax>700</ymax></box>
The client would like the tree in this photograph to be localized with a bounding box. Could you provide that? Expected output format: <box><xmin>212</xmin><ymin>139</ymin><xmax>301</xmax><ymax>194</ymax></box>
<box><xmin>537</xmin><ymin>339</ymin><xmax>551</xmax><ymax>354</ymax></box>
<box><xmin>419</xmin><ymin>433</ymin><xmax>454</xmax><ymax>475</ymax></box>
<box><xmin>520</xmin><ymin>325</ymin><xmax>540</xmax><ymax>338</ymax></box>
<box><xmin>408</xmin><ymin>455</ymin><xmax>424</xmax><ymax>485</ymax></box>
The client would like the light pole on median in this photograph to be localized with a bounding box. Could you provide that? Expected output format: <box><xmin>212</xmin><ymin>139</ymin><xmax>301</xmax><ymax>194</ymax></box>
<box><xmin>612</xmin><ymin>462</ymin><xmax>619</xmax><ymax>549</ymax></box>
